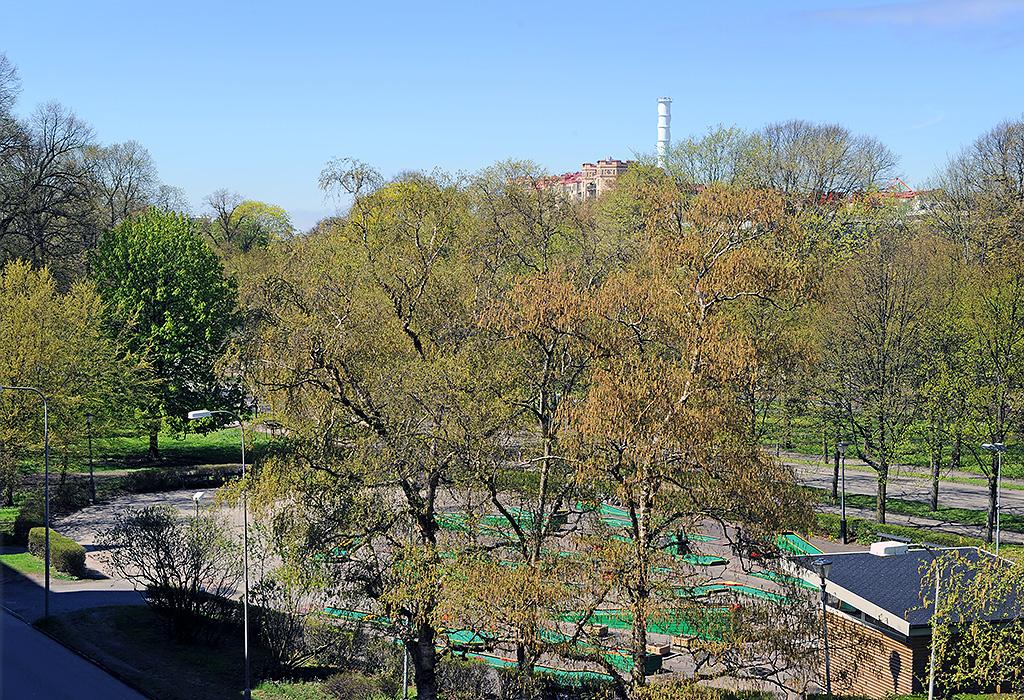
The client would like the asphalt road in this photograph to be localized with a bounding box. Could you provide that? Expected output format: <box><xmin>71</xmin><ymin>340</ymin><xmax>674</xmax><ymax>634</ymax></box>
<box><xmin>792</xmin><ymin>462</ymin><xmax>1024</xmax><ymax>516</ymax></box>
<box><xmin>0</xmin><ymin>610</ymin><xmax>145</xmax><ymax>699</ymax></box>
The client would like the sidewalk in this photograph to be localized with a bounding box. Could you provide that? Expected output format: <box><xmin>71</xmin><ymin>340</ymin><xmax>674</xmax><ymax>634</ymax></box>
<box><xmin>1</xmin><ymin>608</ymin><xmax>146</xmax><ymax>699</ymax></box>
<box><xmin>778</xmin><ymin>449</ymin><xmax>1024</xmax><ymax>489</ymax></box>
<box><xmin>1</xmin><ymin>555</ymin><xmax>144</xmax><ymax>622</ymax></box>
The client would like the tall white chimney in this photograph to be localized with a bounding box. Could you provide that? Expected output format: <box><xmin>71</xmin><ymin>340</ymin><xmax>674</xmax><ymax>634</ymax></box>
<box><xmin>657</xmin><ymin>97</ymin><xmax>672</xmax><ymax>169</ymax></box>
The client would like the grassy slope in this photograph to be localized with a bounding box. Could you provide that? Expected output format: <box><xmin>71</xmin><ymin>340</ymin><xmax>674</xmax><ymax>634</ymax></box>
<box><xmin>253</xmin><ymin>682</ymin><xmax>332</xmax><ymax>700</ymax></box>
<box><xmin>15</xmin><ymin>428</ymin><xmax>267</xmax><ymax>475</ymax></box>
<box><xmin>0</xmin><ymin>551</ymin><xmax>77</xmax><ymax>580</ymax></box>
<box><xmin>38</xmin><ymin>606</ymin><xmax>250</xmax><ymax>700</ymax></box>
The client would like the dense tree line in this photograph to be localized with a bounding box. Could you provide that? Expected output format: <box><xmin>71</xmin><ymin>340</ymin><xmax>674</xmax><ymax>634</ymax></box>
<box><xmin>0</xmin><ymin>52</ymin><xmax>291</xmax><ymax>490</ymax></box>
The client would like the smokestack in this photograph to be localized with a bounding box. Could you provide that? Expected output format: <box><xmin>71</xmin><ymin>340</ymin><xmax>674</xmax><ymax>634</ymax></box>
<box><xmin>657</xmin><ymin>97</ymin><xmax>672</xmax><ymax>169</ymax></box>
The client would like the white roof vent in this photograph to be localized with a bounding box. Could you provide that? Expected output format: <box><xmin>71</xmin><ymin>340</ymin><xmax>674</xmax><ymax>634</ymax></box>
<box><xmin>870</xmin><ymin>541</ymin><xmax>909</xmax><ymax>557</ymax></box>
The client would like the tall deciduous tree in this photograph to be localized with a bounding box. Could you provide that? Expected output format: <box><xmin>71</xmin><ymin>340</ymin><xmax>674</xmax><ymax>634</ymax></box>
<box><xmin>203</xmin><ymin>189</ymin><xmax>293</xmax><ymax>253</ymax></box>
<box><xmin>240</xmin><ymin>170</ymin><xmax>500</xmax><ymax>700</ymax></box>
<box><xmin>957</xmin><ymin>250</ymin><xmax>1024</xmax><ymax>542</ymax></box>
<box><xmin>91</xmin><ymin>209</ymin><xmax>238</xmax><ymax>457</ymax></box>
<box><xmin>568</xmin><ymin>184</ymin><xmax>815</xmax><ymax>695</ymax></box>
<box><xmin>0</xmin><ymin>260</ymin><xmax>143</xmax><ymax>503</ymax></box>
<box><xmin>820</xmin><ymin>217</ymin><xmax>929</xmax><ymax>523</ymax></box>
<box><xmin>85</xmin><ymin>140</ymin><xmax>159</xmax><ymax>231</ymax></box>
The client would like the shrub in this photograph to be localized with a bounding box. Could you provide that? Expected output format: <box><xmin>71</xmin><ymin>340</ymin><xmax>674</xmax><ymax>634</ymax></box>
<box><xmin>26</xmin><ymin>527</ymin><xmax>86</xmax><ymax>577</ymax></box>
<box><xmin>813</xmin><ymin>513</ymin><xmax>980</xmax><ymax>548</ymax></box>
<box><xmin>14</xmin><ymin>495</ymin><xmax>44</xmax><ymax>542</ymax></box>
<box><xmin>323</xmin><ymin>672</ymin><xmax>386</xmax><ymax>699</ymax></box>
<box><xmin>99</xmin><ymin>505</ymin><xmax>240</xmax><ymax>640</ymax></box>
<box><xmin>437</xmin><ymin>657</ymin><xmax>498</xmax><ymax>700</ymax></box>
<box><xmin>635</xmin><ymin>682</ymin><xmax>723</xmax><ymax>700</ymax></box>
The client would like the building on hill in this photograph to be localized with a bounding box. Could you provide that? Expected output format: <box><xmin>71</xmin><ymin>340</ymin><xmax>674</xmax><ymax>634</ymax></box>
<box><xmin>536</xmin><ymin>158</ymin><xmax>632</xmax><ymax>201</ymax></box>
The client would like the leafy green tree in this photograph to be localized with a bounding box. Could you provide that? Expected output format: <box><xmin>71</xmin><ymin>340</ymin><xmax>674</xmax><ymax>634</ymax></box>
<box><xmin>204</xmin><ymin>189</ymin><xmax>293</xmax><ymax>253</ymax></box>
<box><xmin>91</xmin><ymin>208</ymin><xmax>238</xmax><ymax>458</ymax></box>
<box><xmin>241</xmin><ymin>169</ymin><xmax>503</xmax><ymax>700</ymax></box>
<box><xmin>926</xmin><ymin>550</ymin><xmax>1024</xmax><ymax>693</ymax></box>
<box><xmin>0</xmin><ymin>260</ymin><xmax>143</xmax><ymax>503</ymax></box>
<box><xmin>818</xmin><ymin>217</ymin><xmax>929</xmax><ymax>524</ymax></box>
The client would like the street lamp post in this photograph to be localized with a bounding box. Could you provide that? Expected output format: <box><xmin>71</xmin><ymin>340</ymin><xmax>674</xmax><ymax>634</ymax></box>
<box><xmin>813</xmin><ymin>557</ymin><xmax>833</xmax><ymax>699</ymax></box>
<box><xmin>912</xmin><ymin>542</ymin><xmax>947</xmax><ymax>700</ymax></box>
<box><xmin>1</xmin><ymin>385</ymin><xmax>51</xmax><ymax>618</ymax></box>
<box><xmin>192</xmin><ymin>491</ymin><xmax>205</xmax><ymax>519</ymax></box>
<box><xmin>927</xmin><ymin>556</ymin><xmax>941</xmax><ymax>700</ymax></box>
<box><xmin>980</xmin><ymin>442</ymin><xmax>1007</xmax><ymax>557</ymax></box>
<box><xmin>85</xmin><ymin>412</ymin><xmax>95</xmax><ymax>504</ymax></box>
<box><xmin>188</xmin><ymin>409</ymin><xmax>250</xmax><ymax>700</ymax></box>
<box><xmin>837</xmin><ymin>442</ymin><xmax>849</xmax><ymax>544</ymax></box>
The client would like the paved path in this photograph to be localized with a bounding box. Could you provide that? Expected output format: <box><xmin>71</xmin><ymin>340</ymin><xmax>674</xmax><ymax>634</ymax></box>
<box><xmin>0</xmin><ymin>564</ymin><xmax>145</xmax><ymax>622</ymax></box>
<box><xmin>791</xmin><ymin>457</ymin><xmax>1024</xmax><ymax>544</ymax></box>
<box><xmin>0</xmin><ymin>609</ymin><xmax>145</xmax><ymax>699</ymax></box>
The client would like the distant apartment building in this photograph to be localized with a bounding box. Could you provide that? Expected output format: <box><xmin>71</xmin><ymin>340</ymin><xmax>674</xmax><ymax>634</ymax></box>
<box><xmin>536</xmin><ymin>158</ymin><xmax>632</xmax><ymax>201</ymax></box>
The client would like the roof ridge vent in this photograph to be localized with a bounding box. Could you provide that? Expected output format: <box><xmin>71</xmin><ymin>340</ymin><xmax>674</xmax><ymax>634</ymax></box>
<box><xmin>870</xmin><ymin>540</ymin><xmax>909</xmax><ymax>557</ymax></box>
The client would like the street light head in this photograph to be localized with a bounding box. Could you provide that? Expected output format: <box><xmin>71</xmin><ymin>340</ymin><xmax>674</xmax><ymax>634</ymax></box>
<box><xmin>193</xmin><ymin>491</ymin><xmax>205</xmax><ymax>503</ymax></box>
<box><xmin>837</xmin><ymin>441</ymin><xmax>850</xmax><ymax>455</ymax></box>
<box><xmin>188</xmin><ymin>409</ymin><xmax>213</xmax><ymax>420</ymax></box>
<box><xmin>981</xmin><ymin>442</ymin><xmax>1007</xmax><ymax>453</ymax></box>
<box><xmin>813</xmin><ymin>557</ymin><xmax>833</xmax><ymax>579</ymax></box>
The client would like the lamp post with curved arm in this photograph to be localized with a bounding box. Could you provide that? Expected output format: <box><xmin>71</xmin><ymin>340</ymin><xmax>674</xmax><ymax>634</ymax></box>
<box><xmin>1</xmin><ymin>385</ymin><xmax>51</xmax><ymax>618</ymax></box>
<box><xmin>188</xmin><ymin>408</ymin><xmax>250</xmax><ymax>700</ymax></box>
<box><xmin>912</xmin><ymin>543</ymin><xmax>950</xmax><ymax>700</ymax></box>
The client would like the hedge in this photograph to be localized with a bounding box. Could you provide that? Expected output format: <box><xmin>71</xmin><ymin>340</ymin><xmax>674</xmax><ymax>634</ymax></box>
<box><xmin>27</xmin><ymin>527</ymin><xmax>86</xmax><ymax>578</ymax></box>
<box><xmin>815</xmin><ymin>512</ymin><xmax>981</xmax><ymax>548</ymax></box>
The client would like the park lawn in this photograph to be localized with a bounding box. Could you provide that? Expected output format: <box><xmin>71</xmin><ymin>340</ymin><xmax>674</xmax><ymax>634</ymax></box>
<box><xmin>0</xmin><ymin>552</ymin><xmax>77</xmax><ymax>580</ymax></box>
<box><xmin>254</xmin><ymin>681</ymin><xmax>332</xmax><ymax>700</ymax></box>
<box><xmin>38</xmin><ymin>605</ymin><xmax>257</xmax><ymax>700</ymax></box>
<box><xmin>16</xmin><ymin>428</ymin><xmax>268</xmax><ymax>475</ymax></box>
<box><xmin>805</xmin><ymin>486</ymin><xmax>1024</xmax><ymax>533</ymax></box>
<box><xmin>760</xmin><ymin>408</ymin><xmax>1023</xmax><ymax>479</ymax></box>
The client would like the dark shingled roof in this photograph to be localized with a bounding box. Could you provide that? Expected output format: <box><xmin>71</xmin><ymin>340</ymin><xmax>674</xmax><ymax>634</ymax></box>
<box><xmin>791</xmin><ymin>547</ymin><xmax>1020</xmax><ymax>629</ymax></box>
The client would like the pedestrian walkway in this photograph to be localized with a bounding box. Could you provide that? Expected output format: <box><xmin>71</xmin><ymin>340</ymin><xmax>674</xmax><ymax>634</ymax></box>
<box><xmin>1</xmin><ymin>554</ymin><xmax>144</xmax><ymax>623</ymax></box>
<box><xmin>1</xmin><ymin>609</ymin><xmax>146</xmax><ymax>699</ymax></box>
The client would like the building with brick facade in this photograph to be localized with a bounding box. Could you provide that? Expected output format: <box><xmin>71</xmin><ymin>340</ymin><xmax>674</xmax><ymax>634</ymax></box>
<box><xmin>536</xmin><ymin>158</ymin><xmax>632</xmax><ymax>201</ymax></box>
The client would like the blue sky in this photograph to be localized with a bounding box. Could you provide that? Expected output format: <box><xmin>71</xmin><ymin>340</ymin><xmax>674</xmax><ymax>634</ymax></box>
<box><xmin>3</xmin><ymin>0</ymin><xmax>1023</xmax><ymax>229</ymax></box>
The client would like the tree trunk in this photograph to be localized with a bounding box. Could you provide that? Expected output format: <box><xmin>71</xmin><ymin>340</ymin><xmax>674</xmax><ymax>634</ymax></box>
<box><xmin>930</xmin><ymin>444</ymin><xmax>940</xmax><ymax>512</ymax></box>
<box><xmin>876</xmin><ymin>467</ymin><xmax>888</xmax><ymax>525</ymax></box>
<box><xmin>412</xmin><ymin>624</ymin><xmax>438</xmax><ymax>700</ymax></box>
<box><xmin>630</xmin><ymin>595</ymin><xmax>648</xmax><ymax>691</ymax></box>
<box><xmin>951</xmin><ymin>431</ymin><xmax>962</xmax><ymax>472</ymax></box>
<box><xmin>148</xmin><ymin>431</ymin><xmax>160</xmax><ymax>460</ymax></box>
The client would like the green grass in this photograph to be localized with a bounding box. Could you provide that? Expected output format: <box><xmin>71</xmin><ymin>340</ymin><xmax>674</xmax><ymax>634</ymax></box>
<box><xmin>761</xmin><ymin>408</ymin><xmax>1023</xmax><ymax>479</ymax></box>
<box><xmin>16</xmin><ymin>428</ymin><xmax>268</xmax><ymax>475</ymax></box>
<box><xmin>0</xmin><ymin>552</ymin><xmax>77</xmax><ymax>580</ymax></box>
<box><xmin>253</xmin><ymin>681</ymin><xmax>331</xmax><ymax>700</ymax></box>
<box><xmin>812</xmin><ymin>512</ymin><xmax>1024</xmax><ymax>561</ymax></box>
<box><xmin>805</xmin><ymin>486</ymin><xmax>1024</xmax><ymax>533</ymax></box>
<box><xmin>37</xmin><ymin>605</ymin><xmax>258</xmax><ymax>700</ymax></box>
